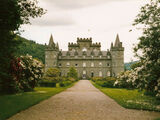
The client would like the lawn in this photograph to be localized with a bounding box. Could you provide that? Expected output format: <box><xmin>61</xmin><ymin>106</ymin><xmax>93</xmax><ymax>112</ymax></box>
<box><xmin>92</xmin><ymin>81</ymin><xmax>160</xmax><ymax>112</ymax></box>
<box><xmin>0</xmin><ymin>85</ymin><xmax>73</xmax><ymax>120</ymax></box>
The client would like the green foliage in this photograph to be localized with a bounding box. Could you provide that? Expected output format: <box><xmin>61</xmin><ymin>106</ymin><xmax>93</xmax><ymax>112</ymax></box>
<box><xmin>15</xmin><ymin>36</ymin><xmax>45</xmax><ymax>63</ymax></box>
<box><xmin>91</xmin><ymin>77</ymin><xmax>103</xmax><ymax>82</ymax></box>
<box><xmin>45</xmin><ymin>68</ymin><xmax>61</xmax><ymax>78</ymax></box>
<box><xmin>40</xmin><ymin>68</ymin><xmax>61</xmax><ymax>87</ymax></box>
<box><xmin>59</xmin><ymin>81</ymin><xmax>72</xmax><ymax>87</ymax></box>
<box><xmin>92</xmin><ymin>77</ymin><xmax>116</xmax><ymax>88</ymax></box>
<box><xmin>0</xmin><ymin>87</ymin><xmax>71</xmax><ymax>120</ymax></box>
<box><xmin>67</xmin><ymin>67</ymin><xmax>78</xmax><ymax>81</ymax></box>
<box><xmin>132</xmin><ymin>0</ymin><xmax>160</xmax><ymax>96</ymax></box>
<box><xmin>0</xmin><ymin>0</ymin><xmax>45</xmax><ymax>94</ymax></box>
<box><xmin>130</xmin><ymin>62</ymin><xmax>142</xmax><ymax>70</ymax></box>
<box><xmin>92</xmin><ymin>82</ymin><xmax>160</xmax><ymax>112</ymax></box>
<box><xmin>39</xmin><ymin>80</ymin><xmax>57</xmax><ymax>87</ymax></box>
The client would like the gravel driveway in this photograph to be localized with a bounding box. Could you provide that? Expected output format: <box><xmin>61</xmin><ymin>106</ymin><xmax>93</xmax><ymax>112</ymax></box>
<box><xmin>8</xmin><ymin>80</ymin><xmax>160</xmax><ymax>120</ymax></box>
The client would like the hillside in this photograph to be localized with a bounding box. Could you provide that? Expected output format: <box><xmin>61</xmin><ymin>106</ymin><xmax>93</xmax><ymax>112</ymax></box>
<box><xmin>15</xmin><ymin>36</ymin><xmax>45</xmax><ymax>63</ymax></box>
<box><xmin>124</xmin><ymin>61</ymin><xmax>138</xmax><ymax>70</ymax></box>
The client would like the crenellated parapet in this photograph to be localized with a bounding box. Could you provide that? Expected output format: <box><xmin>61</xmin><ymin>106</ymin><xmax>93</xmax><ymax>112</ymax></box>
<box><xmin>77</xmin><ymin>37</ymin><xmax>92</xmax><ymax>42</ymax></box>
<box><xmin>68</xmin><ymin>42</ymin><xmax>79</xmax><ymax>47</ymax></box>
<box><xmin>90</xmin><ymin>42</ymin><xmax>101</xmax><ymax>47</ymax></box>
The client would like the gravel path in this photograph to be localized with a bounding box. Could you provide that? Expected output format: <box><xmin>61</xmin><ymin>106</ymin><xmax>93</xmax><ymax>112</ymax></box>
<box><xmin>8</xmin><ymin>80</ymin><xmax>160</xmax><ymax>120</ymax></box>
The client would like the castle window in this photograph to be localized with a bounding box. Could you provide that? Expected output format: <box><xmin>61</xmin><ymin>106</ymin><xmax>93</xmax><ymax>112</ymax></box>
<box><xmin>113</xmin><ymin>73</ymin><xmax>116</xmax><ymax>77</ymax></box>
<box><xmin>99</xmin><ymin>62</ymin><xmax>102</xmax><ymax>67</ymax></box>
<box><xmin>107</xmin><ymin>71</ymin><xmax>111</xmax><ymax>76</ymax></box>
<box><xmin>75</xmin><ymin>56</ymin><xmax>78</xmax><ymax>58</ymax></box>
<box><xmin>83</xmin><ymin>70</ymin><xmax>86</xmax><ymax>74</ymax></box>
<box><xmin>91</xmin><ymin>71</ymin><xmax>94</xmax><ymax>77</ymax></box>
<box><xmin>83</xmin><ymin>56</ymin><xmax>86</xmax><ymax>58</ymax></box>
<box><xmin>82</xmin><ymin>47</ymin><xmax>87</xmax><ymax>52</ymax></box>
<box><xmin>91</xmin><ymin>56</ymin><xmax>94</xmax><ymax>58</ymax></box>
<box><xmin>75</xmin><ymin>64</ymin><xmax>78</xmax><ymax>67</ymax></box>
<box><xmin>100</xmin><ymin>55</ymin><xmax>102</xmax><ymax>58</ymax></box>
<box><xmin>66</xmin><ymin>62</ymin><xmax>70</xmax><ymax>67</ymax></box>
<box><xmin>99</xmin><ymin>71</ymin><xmax>102</xmax><ymax>77</ymax></box>
<box><xmin>59</xmin><ymin>63</ymin><xmax>61</xmax><ymax>67</ymax></box>
<box><xmin>91</xmin><ymin>62</ymin><xmax>94</xmax><ymax>67</ymax></box>
<box><xmin>83</xmin><ymin>62</ymin><xmax>86</xmax><ymax>67</ymax></box>
<box><xmin>107</xmin><ymin>55</ymin><xmax>110</xmax><ymax>59</ymax></box>
<box><xmin>107</xmin><ymin>63</ymin><xmax>110</xmax><ymax>67</ymax></box>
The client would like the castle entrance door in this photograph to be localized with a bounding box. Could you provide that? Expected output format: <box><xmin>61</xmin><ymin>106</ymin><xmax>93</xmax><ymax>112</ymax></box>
<box><xmin>82</xmin><ymin>70</ymin><xmax>86</xmax><ymax>79</ymax></box>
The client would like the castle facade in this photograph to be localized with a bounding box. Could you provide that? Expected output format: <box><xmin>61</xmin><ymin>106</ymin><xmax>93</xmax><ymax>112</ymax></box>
<box><xmin>45</xmin><ymin>34</ymin><xmax>124</xmax><ymax>79</ymax></box>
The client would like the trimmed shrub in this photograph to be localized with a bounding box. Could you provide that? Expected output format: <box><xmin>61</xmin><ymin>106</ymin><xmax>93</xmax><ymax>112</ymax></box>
<box><xmin>91</xmin><ymin>77</ymin><xmax>103</xmax><ymax>82</ymax></box>
<box><xmin>39</xmin><ymin>80</ymin><xmax>56</xmax><ymax>87</ymax></box>
<box><xmin>59</xmin><ymin>81</ymin><xmax>72</xmax><ymax>87</ymax></box>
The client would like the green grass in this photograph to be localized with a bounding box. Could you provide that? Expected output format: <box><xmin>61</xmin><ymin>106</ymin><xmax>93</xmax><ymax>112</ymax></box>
<box><xmin>0</xmin><ymin>84</ymin><xmax>74</xmax><ymax>120</ymax></box>
<box><xmin>92</xmin><ymin>81</ymin><xmax>160</xmax><ymax>112</ymax></box>
<box><xmin>155</xmin><ymin>118</ymin><xmax>160</xmax><ymax>120</ymax></box>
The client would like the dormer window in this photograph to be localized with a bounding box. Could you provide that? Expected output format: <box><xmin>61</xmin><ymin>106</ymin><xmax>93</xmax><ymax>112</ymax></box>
<box><xmin>99</xmin><ymin>62</ymin><xmax>102</xmax><ymax>67</ymax></box>
<box><xmin>66</xmin><ymin>62</ymin><xmax>70</xmax><ymax>67</ymax></box>
<box><xmin>82</xmin><ymin>47</ymin><xmax>87</xmax><ymax>52</ymax></box>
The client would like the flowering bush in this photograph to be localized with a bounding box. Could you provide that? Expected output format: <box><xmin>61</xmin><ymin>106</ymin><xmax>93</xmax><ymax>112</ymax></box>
<box><xmin>115</xmin><ymin>60</ymin><xmax>160</xmax><ymax>97</ymax></box>
<box><xmin>20</xmin><ymin>55</ymin><xmax>44</xmax><ymax>91</ymax></box>
<box><xmin>10</xmin><ymin>55</ymin><xmax>44</xmax><ymax>92</ymax></box>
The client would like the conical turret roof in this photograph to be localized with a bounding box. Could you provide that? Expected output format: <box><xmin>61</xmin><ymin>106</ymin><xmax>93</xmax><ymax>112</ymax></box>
<box><xmin>114</xmin><ymin>34</ymin><xmax>120</xmax><ymax>47</ymax></box>
<box><xmin>48</xmin><ymin>34</ymin><xmax>54</xmax><ymax>46</ymax></box>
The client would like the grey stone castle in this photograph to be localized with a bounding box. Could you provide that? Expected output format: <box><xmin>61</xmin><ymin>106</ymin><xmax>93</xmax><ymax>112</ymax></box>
<box><xmin>45</xmin><ymin>34</ymin><xmax>124</xmax><ymax>79</ymax></box>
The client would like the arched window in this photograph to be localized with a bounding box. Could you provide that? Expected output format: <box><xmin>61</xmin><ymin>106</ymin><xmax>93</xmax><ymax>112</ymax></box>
<box><xmin>99</xmin><ymin>71</ymin><xmax>102</xmax><ymax>77</ymax></box>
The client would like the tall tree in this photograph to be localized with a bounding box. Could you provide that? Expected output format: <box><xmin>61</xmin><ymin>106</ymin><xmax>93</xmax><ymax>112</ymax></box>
<box><xmin>0</xmin><ymin>0</ymin><xmax>45</xmax><ymax>93</ymax></box>
<box><xmin>133</xmin><ymin>0</ymin><xmax>160</xmax><ymax>95</ymax></box>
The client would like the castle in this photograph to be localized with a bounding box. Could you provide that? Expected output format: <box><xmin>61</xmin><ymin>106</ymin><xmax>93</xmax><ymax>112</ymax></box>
<box><xmin>45</xmin><ymin>34</ymin><xmax>124</xmax><ymax>79</ymax></box>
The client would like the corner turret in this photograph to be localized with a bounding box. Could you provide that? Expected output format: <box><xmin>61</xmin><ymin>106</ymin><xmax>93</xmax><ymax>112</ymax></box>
<box><xmin>110</xmin><ymin>34</ymin><xmax>124</xmax><ymax>76</ymax></box>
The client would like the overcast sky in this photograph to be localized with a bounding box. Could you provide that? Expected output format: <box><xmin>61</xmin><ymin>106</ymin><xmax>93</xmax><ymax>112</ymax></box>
<box><xmin>20</xmin><ymin>0</ymin><xmax>148</xmax><ymax>62</ymax></box>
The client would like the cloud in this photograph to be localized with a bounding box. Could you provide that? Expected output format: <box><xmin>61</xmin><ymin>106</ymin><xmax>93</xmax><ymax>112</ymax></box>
<box><xmin>30</xmin><ymin>13</ymin><xmax>75</xmax><ymax>26</ymax></box>
<box><xmin>43</xmin><ymin>0</ymin><xmax>130</xmax><ymax>10</ymax></box>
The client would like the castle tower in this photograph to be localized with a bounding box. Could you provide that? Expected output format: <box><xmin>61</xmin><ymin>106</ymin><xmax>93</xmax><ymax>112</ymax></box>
<box><xmin>110</xmin><ymin>34</ymin><xmax>124</xmax><ymax>76</ymax></box>
<box><xmin>45</xmin><ymin>34</ymin><xmax>59</xmax><ymax>72</ymax></box>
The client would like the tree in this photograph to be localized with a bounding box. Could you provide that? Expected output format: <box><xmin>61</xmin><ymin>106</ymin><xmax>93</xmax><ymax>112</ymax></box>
<box><xmin>45</xmin><ymin>68</ymin><xmax>61</xmax><ymax>78</ymax></box>
<box><xmin>133</xmin><ymin>0</ymin><xmax>160</xmax><ymax>97</ymax></box>
<box><xmin>67</xmin><ymin>67</ymin><xmax>78</xmax><ymax>81</ymax></box>
<box><xmin>0</xmin><ymin>0</ymin><xmax>45</xmax><ymax>93</ymax></box>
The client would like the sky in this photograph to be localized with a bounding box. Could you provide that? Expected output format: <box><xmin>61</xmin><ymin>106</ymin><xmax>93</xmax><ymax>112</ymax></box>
<box><xmin>20</xmin><ymin>0</ymin><xmax>148</xmax><ymax>62</ymax></box>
